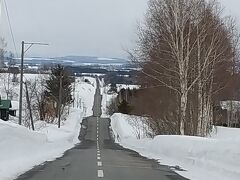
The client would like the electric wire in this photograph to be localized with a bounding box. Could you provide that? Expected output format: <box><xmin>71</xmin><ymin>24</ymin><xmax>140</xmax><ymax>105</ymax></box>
<box><xmin>3</xmin><ymin>0</ymin><xmax>19</xmax><ymax>57</ymax></box>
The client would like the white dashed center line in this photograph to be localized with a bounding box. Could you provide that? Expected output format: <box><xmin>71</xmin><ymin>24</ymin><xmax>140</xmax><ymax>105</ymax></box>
<box><xmin>98</xmin><ymin>170</ymin><xmax>104</xmax><ymax>178</ymax></box>
<box><xmin>97</xmin><ymin>161</ymin><xmax>102</xmax><ymax>167</ymax></box>
<box><xmin>96</xmin><ymin>116</ymin><xmax>104</xmax><ymax>178</ymax></box>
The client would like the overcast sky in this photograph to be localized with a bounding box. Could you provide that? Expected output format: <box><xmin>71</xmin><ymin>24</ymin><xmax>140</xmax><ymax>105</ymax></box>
<box><xmin>1</xmin><ymin>0</ymin><xmax>240</xmax><ymax>59</ymax></box>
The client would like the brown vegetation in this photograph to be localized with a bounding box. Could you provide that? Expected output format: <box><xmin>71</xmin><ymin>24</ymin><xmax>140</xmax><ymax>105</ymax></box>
<box><xmin>129</xmin><ymin>0</ymin><xmax>240</xmax><ymax>136</ymax></box>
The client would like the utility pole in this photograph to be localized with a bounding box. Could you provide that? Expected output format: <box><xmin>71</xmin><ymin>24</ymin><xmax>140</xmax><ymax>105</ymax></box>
<box><xmin>73</xmin><ymin>73</ymin><xmax>76</xmax><ymax>108</ymax></box>
<box><xmin>24</xmin><ymin>82</ymin><xmax>34</xmax><ymax>131</ymax></box>
<box><xmin>18</xmin><ymin>41</ymin><xmax>49</xmax><ymax>125</ymax></box>
<box><xmin>58</xmin><ymin>69</ymin><xmax>63</xmax><ymax>128</ymax></box>
<box><xmin>18</xmin><ymin>41</ymin><xmax>24</xmax><ymax>125</ymax></box>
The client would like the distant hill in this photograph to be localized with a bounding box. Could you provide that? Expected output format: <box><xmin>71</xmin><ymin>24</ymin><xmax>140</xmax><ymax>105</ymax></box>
<box><xmin>12</xmin><ymin>56</ymin><xmax>130</xmax><ymax>66</ymax></box>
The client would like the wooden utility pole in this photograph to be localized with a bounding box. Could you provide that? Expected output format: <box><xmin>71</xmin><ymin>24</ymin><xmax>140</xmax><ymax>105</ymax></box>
<box><xmin>25</xmin><ymin>82</ymin><xmax>34</xmax><ymax>131</ymax></box>
<box><xmin>58</xmin><ymin>69</ymin><xmax>63</xmax><ymax>128</ymax></box>
<box><xmin>18</xmin><ymin>41</ymin><xmax>24</xmax><ymax>125</ymax></box>
<box><xmin>18</xmin><ymin>41</ymin><xmax>48</xmax><ymax>125</ymax></box>
<box><xmin>73</xmin><ymin>74</ymin><xmax>76</xmax><ymax>108</ymax></box>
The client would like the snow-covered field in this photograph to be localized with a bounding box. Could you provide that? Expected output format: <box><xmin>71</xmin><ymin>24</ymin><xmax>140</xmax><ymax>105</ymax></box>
<box><xmin>111</xmin><ymin>113</ymin><xmax>240</xmax><ymax>180</ymax></box>
<box><xmin>0</xmin><ymin>74</ymin><xmax>96</xmax><ymax>180</ymax></box>
<box><xmin>0</xmin><ymin>73</ymin><xmax>48</xmax><ymax>102</ymax></box>
<box><xmin>116</xmin><ymin>84</ymin><xmax>140</xmax><ymax>92</ymax></box>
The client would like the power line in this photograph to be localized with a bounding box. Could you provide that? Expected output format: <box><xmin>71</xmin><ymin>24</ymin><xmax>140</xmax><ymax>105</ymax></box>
<box><xmin>3</xmin><ymin>0</ymin><xmax>18</xmax><ymax>57</ymax></box>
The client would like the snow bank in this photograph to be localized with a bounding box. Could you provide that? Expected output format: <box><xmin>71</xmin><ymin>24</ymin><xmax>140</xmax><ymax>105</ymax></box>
<box><xmin>0</xmin><ymin>108</ymin><xmax>81</xmax><ymax>180</ymax></box>
<box><xmin>111</xmin><ymin>113</ymin><xmax>152</xmax><ymax>139</ymax></box>
<box><xmin>75</xmin><ymin>77</ymin><xmax>96</xmax><ymax>117</ymax></box>
<box><xmin>111</xmin><ymin>113</ymin><xmax>240</xmax><ymax>180</ymax></box>
<box><xmin>210</xmin><ymin>126</ymin><xmax>240</xmax><ymax>140</ymax></box>
<box><xmin>100</xmin><ymin>83</ymin><xmax>117</xmax><ymax>118</ymax></box>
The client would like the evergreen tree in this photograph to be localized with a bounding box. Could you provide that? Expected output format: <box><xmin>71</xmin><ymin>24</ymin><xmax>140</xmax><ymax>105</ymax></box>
<box><xmin>118</xmin><ymin>100</ymin><xmax>132</xmax><ymax>114</ymax></box>
<box><xmin>45</xmin><ymin>65</ymin><xmax>73</xmax><ymax>117</ymax></box>
<box><xmin>109</xmin><ymin>83</ymin><xmax>117</xmax><ymax>93</ymax></box>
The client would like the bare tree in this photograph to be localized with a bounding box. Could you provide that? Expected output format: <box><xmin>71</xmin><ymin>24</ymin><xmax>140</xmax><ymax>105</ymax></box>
<box><xmin>4</xmin><ymin>53</ymin><xmax>17</xmax><ymax>99</ymax></box>
<box><xmin>0</xmin><ymin>38</ymin><xmax>7</xmax><ymax>68</ymax></box>
<box><xmin>131</xmin><ymin>0</ymin><xmax>238</xmax><ymax>136</ymax></box>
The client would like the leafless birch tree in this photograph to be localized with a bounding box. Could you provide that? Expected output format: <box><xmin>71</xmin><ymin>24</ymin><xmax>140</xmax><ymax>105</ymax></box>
<box><xmin>131</xmin><ymin>0</ymin><xmax>239</xmax><ymax>135</ymax></box>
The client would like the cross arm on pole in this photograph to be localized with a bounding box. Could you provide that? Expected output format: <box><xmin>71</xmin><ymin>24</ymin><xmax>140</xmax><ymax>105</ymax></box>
<box><xmin>18</xmin><ymin>41</ymin><xmax>49</xmax><ymax>125</ymax></box>
<box><xmin>24</xmin><ymin>42</ymin><xmax>49</xmax><ymax>54</ymax></box>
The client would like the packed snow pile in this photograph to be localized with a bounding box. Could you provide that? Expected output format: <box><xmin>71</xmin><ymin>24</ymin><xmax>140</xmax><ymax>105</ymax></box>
<box><xmin>99</xmin><ymin>82</ymin><xmax>117</xmax><ymax>118</ymax></box>
<box><xmin>111</xmin><ymin>113</ymin><xmax>153</xmax><ymax>139</ymax></box>
<box><xmin>74</xmin><ymin>77</ymin><xmax>96</xmax><ymax>117</ymax></box>
<box><xmin>0</xmin><ymin>108</ymin><xmax>82</xmax><ymax>180</ymax></box>
<box><xmin>0</xmin><ymin>76</ymin><xmax>96</xmax><ymax>180</ymax></box>
<box><xmin>111</xmin><ymin>113</ymin><xmax>240</xmax><ymax>180</ymax></box>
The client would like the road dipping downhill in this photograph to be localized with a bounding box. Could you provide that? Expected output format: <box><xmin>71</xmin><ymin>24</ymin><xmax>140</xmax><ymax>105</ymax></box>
<box><xmin>16</xmin><ymin>78</ymin><xmax>187</xmax><ymax>180</ymax></box>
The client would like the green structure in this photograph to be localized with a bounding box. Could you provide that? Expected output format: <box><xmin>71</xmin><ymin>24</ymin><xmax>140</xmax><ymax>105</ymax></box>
<box><xmin>0</xmin><ymin>99</ymin><xmax>16</xmax><ymax>121</ymax></box>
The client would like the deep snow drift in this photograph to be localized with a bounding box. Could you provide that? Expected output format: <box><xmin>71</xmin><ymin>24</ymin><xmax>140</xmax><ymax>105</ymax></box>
<box><xmin>99</xmin><ymin>80</ymin><xmax>117</xmax><ymax>118</ymax></box>
<box><xmin>111</xmin><ymin>113</ymin><xmax>240</xmax><ymax>180</ymax></box>
<box><xmin>0</xmin><ymin>75</ymin><xmax>96</xmax><ymax>180</ymax></box>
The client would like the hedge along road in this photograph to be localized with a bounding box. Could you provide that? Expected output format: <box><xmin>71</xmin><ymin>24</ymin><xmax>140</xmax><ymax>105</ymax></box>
<box><xmin>16</xmin><ymin>79</ymin><xmax>188</xmax><ymax>180</ymax></box>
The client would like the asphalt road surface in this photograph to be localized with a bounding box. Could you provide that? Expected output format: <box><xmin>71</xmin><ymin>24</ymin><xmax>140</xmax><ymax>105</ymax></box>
<box><xmin>16</xmin><ymin>79</ymin><xmax>188</xmax><ymax>180</ymax></box>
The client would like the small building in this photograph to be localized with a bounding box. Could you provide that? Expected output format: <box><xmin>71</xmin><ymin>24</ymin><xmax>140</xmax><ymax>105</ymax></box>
<box><xmin>0</xmin><ymin>99</ymin><xmax>16</xmax><ymax>121</ymax></box>
<box><xmin>220</xmin><ymin>101</ymin><xmax>240</xmax><ymax>128</ymax></box>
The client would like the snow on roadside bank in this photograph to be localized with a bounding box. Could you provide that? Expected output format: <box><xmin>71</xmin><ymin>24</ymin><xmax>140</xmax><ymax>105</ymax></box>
<box><xmin>111</xmin><ymin>113</ymin><xmax>240</xmax><ymax>180</ymax></box>
<box><xmin>75</xmin><ymin>77</ymin><xmax>96</xmax><ymax>117</ymax></box>
<box><xmin>0</xmin><ymin>77</ymin><xmax>96</xmax><ymax>180</ymax></box>
<box><xmin>0</xmin><ymin>108</ymin><xmax>81</xmax><ymax>180</ymax></box>
<box><xmin>99</xmin><ymin>83</ymin><xmax>117</xmax><ymax>118</ymax></box>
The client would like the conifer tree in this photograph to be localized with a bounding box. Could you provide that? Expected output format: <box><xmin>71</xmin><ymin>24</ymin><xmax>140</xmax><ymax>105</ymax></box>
<box><xmin>45</xmin><ymin>65</ymin><xmax>73</xmax><ymax>117</ymax></box>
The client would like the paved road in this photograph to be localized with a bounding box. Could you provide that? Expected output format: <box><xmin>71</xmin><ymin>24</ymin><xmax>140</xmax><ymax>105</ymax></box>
<box><xmin>17</xmin><ymin>80</ymin><xmax>188</xmax><ymax>180</ymax></box>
